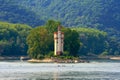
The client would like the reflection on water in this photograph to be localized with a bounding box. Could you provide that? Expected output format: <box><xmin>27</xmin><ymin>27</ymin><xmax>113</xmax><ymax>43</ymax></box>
<box><xmin>0</xmin><ymin>60</ymin><xmax>120</xmax><ymax>80</ymax></box>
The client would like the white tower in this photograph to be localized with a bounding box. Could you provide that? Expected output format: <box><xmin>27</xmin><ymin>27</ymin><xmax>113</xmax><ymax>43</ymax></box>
<box><xmin>54</xmin><ymin>25</ymin><xmax>64</xmax><ymax>56</ymax></box>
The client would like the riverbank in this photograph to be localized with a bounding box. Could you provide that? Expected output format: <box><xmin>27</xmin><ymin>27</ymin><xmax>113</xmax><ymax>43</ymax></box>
<box><xmin>110</xmin><ymin>56</ymin><xmax>120</xmax><ymax>60</ymax></box>
<box><xmin>1</xmin><ymin>56</ymin><xmax>120</xmax><ymax>62</ymax></box>
<box><xmin>28</xmin><ymin>58</ymin><xmax>89</xmax><ymax>63</ymax></box>
<box><xmin>79</xmin><ymin>56</ymin><xmax>120</xmax><ymax>60</ymax></box>
<box><xmin>0</xmin><ymin>56</ymin><xmax>30</xmax><ymax>60</ymax></box>
<box><xmin>0</xmin><ymin>56</ymin><xmax>20</xmax><ymax>60</ymax></box>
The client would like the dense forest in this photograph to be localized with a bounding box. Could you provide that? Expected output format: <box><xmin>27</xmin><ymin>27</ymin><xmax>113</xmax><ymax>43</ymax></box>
<box><xmin>0</xmin><ymin>0</ymin><xmax>44</xmax><ymax>27</ymax></box>
<box><xmin>15</xmin><ymin>0</ymin><xmax>120</xmax><ymax>29</ymax></box>
<box><xmin>0</xmin><ymin>0</ymin><xmax>120</xmax><ymax>29</ymax></box>
<box><xmin>0</xmin><ymin>0</ymin><xmax>120</xmax><ymax>57</ymax></box>
<box><xmin>0</xmin><ymin>21</ymin><xmax>120</xmax><ymax>58</ymax></box>
<box><xmin>0</xmin><ymin>22</ymin><xmax>31</xmax><ymax>56</ymax></box>
<box><xmin>27</xmin><ymin>20</ymin><xmax>80</xmax><ymax>59</ymax></box>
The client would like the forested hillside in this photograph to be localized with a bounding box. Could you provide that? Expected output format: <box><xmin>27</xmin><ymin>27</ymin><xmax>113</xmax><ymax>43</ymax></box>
<box><xmin>0</xmin><ymin>0</ymin><xmax>44</xmax><ymax>27</ymax></box>
<box><xmin>0</xmin><ymin>0</ymin><xmax>120</xmax><ymax>29</ymax></box>
<box><xmin>15</xmin><ymin>0</ymin><xmax>120</xmax><ymax>29</ymax></box>
<box><xmin>0</xmin><ymin>0</ymin><xmax>120</xmax><ymax>56</ymax></box>
<box><xmin>16</xmin><ymin>0</ymin><xmax>120</xmax><ymax>52</ymax></box>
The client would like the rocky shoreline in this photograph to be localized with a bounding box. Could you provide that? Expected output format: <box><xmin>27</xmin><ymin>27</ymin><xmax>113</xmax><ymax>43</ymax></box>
<box><xmin>1</xmin><ymin>56</ymin><xmax>120</xmax><ymax>63</ymax></box>
<box><xmin>28</xmin><ymin>58</ymin><xmax>90</xmax><ymax>63</ymax></box>
<box><xmin>110</xmin><ymin>56</ymin><xmax>120</xmax><ymax>60</ymax></box>
<box><xmin>0</xmin><ymin>56</ymin><xmax>89</xmax><ymax>63</ymax></box>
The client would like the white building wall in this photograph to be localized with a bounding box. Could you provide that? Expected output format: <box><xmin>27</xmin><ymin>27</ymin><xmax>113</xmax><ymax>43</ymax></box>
<box><xmin>54</xmin><ymin>33</ymin><xmax>58</xmax><ymax>55</ymax></box>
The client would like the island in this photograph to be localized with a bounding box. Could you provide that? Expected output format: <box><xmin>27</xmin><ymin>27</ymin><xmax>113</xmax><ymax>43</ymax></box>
<box><xmin>27</xmin><ymin>25</ymin><xmax>89</xmax><ymax>63</ymax></box>
<box><xmin>27</xmin><ymin>57</ymin><xmax>89</xmax><ymax>63</ymax></box>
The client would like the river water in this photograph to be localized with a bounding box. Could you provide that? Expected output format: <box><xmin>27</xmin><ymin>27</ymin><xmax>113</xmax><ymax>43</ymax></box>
<box><xmin>0</xmin><ymin>60</ymin><xmax>120</xmax><ymax>80</ymax></box>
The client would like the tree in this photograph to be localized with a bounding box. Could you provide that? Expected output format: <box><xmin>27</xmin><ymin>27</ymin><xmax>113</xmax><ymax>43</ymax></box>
<box><xmin>62</xmin><ymin>28</ymin><xmax>80</xmax><ymax>56</ymax></box>
<box><xmin>45</xmin><ymin>20</ymin><xmax>60</xmax><ymax>33</ymax></box>
<box><xmin>0</xmin><ymin>22</ymin><xmax>32</xmax><ymax>56</ymax></box>
<box><xmin>0</xmin><ymin>40</ymin><xmax>11</xmax><ymax>56</ymax></box>
<box><xmin>27</xmin><ymin>20</ymin><xmax>80</xmax><ymax>59</ymax></box>
<box><xmin>27</xmin><ymin>27</ymin><xmax>53</xmax><ymax>59</ymax></box>
<box><xmin>72</xmin><ymin>28</ymin><xmax>107</xmax><ymax>56</ymax></box>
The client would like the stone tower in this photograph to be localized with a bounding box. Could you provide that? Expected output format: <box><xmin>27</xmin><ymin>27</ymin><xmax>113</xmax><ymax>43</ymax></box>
<box><xmin>54</xmin><ymin>25</ymin><xmax>64</xmax><ymax>56</ymax></box>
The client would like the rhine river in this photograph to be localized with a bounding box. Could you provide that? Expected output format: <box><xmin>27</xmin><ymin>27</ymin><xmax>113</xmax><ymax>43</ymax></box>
<box><xmin>0</xmin><ymin>60</ymin><xmax>120</xmax><ymax>80</ymax></box>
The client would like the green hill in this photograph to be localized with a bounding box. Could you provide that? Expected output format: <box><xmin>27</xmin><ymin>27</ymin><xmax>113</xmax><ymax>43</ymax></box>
<box><xmin>0</xmin><ymin>0</ymin><xmax>120</xmax><ymax>30</ymax></box>
<box><xmin>0</xmin><ymin>0</ymin><xmax>44</xmax><ymax>27</ymax></box>
<box><xmin>15</xmin><ymin>0</ymin><xmax>120</xmax><ymax>30</ymax></box>
<box><xmin>0</xmin><ymin>0</ymin><xmax>120</xmax><ymax>53</ymax></box>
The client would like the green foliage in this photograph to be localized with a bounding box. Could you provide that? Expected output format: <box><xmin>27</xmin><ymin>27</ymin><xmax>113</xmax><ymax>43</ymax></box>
<box><xmin>27</xmin><ymin>27</ymin><xmax>52</xmax><ymax>59</ymax></box>
<box><xmin>104</xmin><ymin>28</ymin><xmax>120</xmax><ymax>55</ymax></box>
<box><xmin>62</xmin><ymin>28</ymin><xmax>80</xmax><ymax>56</ymax></box>
<box><xmin>45</xmin><ymin>20</ymin><xmax>61</xmax><ymax>33</ymax></box>
<box><xmin>72</xmin><ymin>27</ymin><xmax>107</xmax><ymax>55</ymax></box>
<box><xmin>62</xmin><ymin>51</ymin><xmax>69</xmax><ymax>56</ymax></box>
<box><xmin>0</xmin><ymin>0</ymin><xmax>44</xmax><ymax>27</ymax></box>
<box><xmin>0</xmin><ymin>22</ymin><xmax>32</xmax><ymax>56</ymax></box>
<box><xmin>27</xmin><ymin>20</ymin><xmax>80</xmax><ymax>59</ymax></box>
<box><xmin>45</xmin><ymin>51</ymin><xmax>54</xmax><ymax>58</ymax></box>
<box><xmin>0</xmin><ymin>1</ymin><xmax>120</xmax><ymax>56</ymax></box>
<box><xmin>0</xmin><ymin>40</ymin><xmax>10</xmax><ymax>55</ymax></box>
<box><xmin>4</xmin><ymin>0</ymin><xmax>119</xmax><ymax>53</ymax></box>
<box><xmin>0</xmin><ymin>19</ymin><xmax>119</xmax><ymax>57</ymax></box>
<box><xmin>1</xmin><ymin>0</ymin><xmax>119</xmax><ymax>30</ymax></box>
<box><xmin>11</xmin><ymin>0</ymin><xmax>120</xmax><ymax>30</ymax></box>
